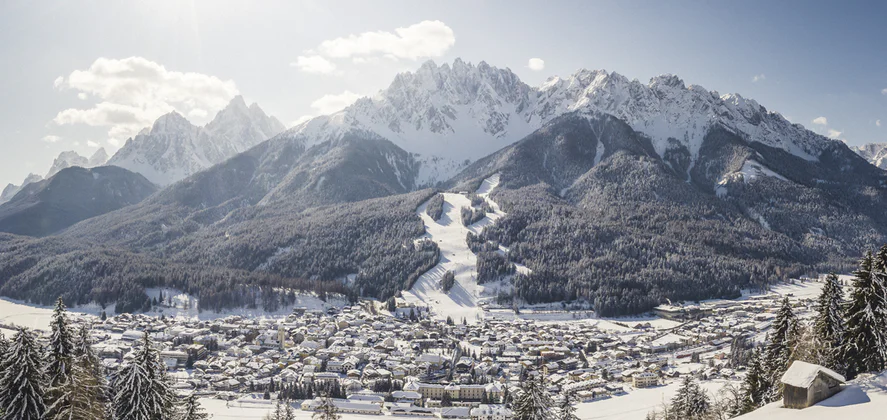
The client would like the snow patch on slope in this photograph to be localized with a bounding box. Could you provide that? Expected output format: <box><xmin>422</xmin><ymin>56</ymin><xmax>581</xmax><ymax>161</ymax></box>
<box><xmin>716</xmin><ymin>159</ymin><xmax>789</xmax><ymax>197</ymax></box>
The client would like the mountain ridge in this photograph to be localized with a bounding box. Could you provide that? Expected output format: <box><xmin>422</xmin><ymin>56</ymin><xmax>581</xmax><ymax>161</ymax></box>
<box><xmin>107</xmin><ymin>95</ymin><xmax>286</xmax><ymax>186</ymax></box>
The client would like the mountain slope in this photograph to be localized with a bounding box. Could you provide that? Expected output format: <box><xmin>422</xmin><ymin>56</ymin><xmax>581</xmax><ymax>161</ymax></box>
<box><xmin>0</xmin><ymin>60</ymin><xmax>885</xmax><ymax>316</ymax></box>
<box><xmin>1</xmin><ymin>148</ymin><xmax>109</xmax><ymax>205</ymax></box>
<box><xmin>0</xmin><ymin>166</ymin><xmax>158</xmax><ymax>237</ymax></box>
<box><xmin>107</xmin><ymin>96</ymin><xmax>285</xmax><ymax>186</ymax></box>
<box><xmin>287</xmin><ymin>60</ymin><xmax>839</xmax><ymax>187</ymax></box>
<box><xmin>448</xmin><ymin>113</ymin><xmax>887</xmax><ymax>315</ymax></box>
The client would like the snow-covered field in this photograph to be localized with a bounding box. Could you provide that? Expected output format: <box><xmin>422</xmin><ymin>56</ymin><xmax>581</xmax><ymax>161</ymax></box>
<box><xmin>576</xmin><ymin>379</ymin><xmax>736</xmax><ymax>420</ymax></box>
<box><xmin>0</xmin><ymin>289</ymin><xmax>347</xmax><ymax>333</ymax></box>
<box><xmin>737</xmin><ymin>371</ymin><xmax>887</xmax><ymax>419</ymax></box>
<box><xmin>401</xmin><ymin>174</ymin><xmax>507</xmax><ymax>324</ymax></box>
<box><xmin>197</xmin><ymin>379</ymin><xmax>739</xmax><ymax>420</ymax></box>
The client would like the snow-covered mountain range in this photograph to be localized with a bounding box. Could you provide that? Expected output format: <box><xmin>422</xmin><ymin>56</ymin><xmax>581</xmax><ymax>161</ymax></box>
<box><xmin>287</xmin><ymin>59</ymin><xmax>839</xmax><ymax>186</ymax></box>
<box><xmin>0</xmin><ymin>148</ymin><xmax>108</xmax><ymax>205</ymax></box>
<box><xmin>852</xmin><ymin>143</ymin><xmax>887</xmax><ymax>169</ymax></box>
<box><xmin>107</xmin><ymin>95</ymin><xmax>285</xmax><ymax>186</ymax></box>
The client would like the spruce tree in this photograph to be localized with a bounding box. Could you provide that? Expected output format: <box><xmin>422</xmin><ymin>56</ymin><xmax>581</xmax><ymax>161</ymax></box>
<box><xmin>0</xmin><ymin>331</ymin><xmax>8</xmax><ymax>376</ymax></box>
<box><xmin>513</xmin><ymin>372</ymin><xmax>553</xmax><ymax>420</ymax></box>
<box><xmin>558</xmin><ymin>391</ymin><xmax>579</xmax><ymax>420</ymax></box>
<box><xmin>47</xmin><ymin>297</ymin><xmax>76</xmax><ymax>391</ymax></box>
<box><xmin>843</xmin><ymin>250</ymin><xmax>887</xmax><ymax>379</ymax></box>
<box><xmin>739</xmin><ymin>348</ymin><xmax>766</xmax><ymax>413</ymax></box>
<box><xmin>113</xmin><ymin>334</ymin><xmax>176</xmax><ymax>420</ymax></box>
<box><xmin>763</xmin><ymin>297</ymin><xmax>798</xmax><ymax>402</ymax></box>
<box><xmin>179</xmin><ymin>394</ymin><xmax>210</xmax><ymax>420</ymax></box>
<box><xmin>668</xmin><ymin>376</ymin><xmax>710</xmax><ymax>420</ymax></box>
<box><xmin>813</xmin><ymin>273</ymin><xmax>845</xmax><ymax>372</ymax></box>
<box><xmin>312</xmin><ymin>396</ymin><xmax>340</xmax><ymax>420</ymax></box>
<box><xmin>0</xmin><ymin>327</ymin><xmax>47</xmax><ymax>420</ymax></box>
<box><xmin>49</xmin><ymin>324</ymin><xmax>109</xmax><ymax>420</ymax></box>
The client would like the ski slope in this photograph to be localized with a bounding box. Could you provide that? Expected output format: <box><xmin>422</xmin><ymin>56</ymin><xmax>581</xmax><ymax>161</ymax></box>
<box><xmin>401</xmin><ymin>174</ymin><xmax>509</xmax><ymax>323</ymax></box>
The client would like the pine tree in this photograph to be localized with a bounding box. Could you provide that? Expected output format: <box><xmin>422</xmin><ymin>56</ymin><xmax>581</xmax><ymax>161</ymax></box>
<box><xmin>668</xmin><ymin>376</ymin><xmax>710</xmax><ymax>420</ymax></box>
<box><xmin>558</xmin><ymin>391</ymin><xmax>579</xmax><ymax>420</ymax></box>
<box><xmin>312</xmin><ymin>396</ymin><xmax>340</xmax><ymax>420</ymax></box>
<box><xmin>48</xmin><ymin>324</ymin><xmax>110</xmax><ymax>420</ymax></box>
<box><xmin>813</xmin><ymin>273</ymin><xmax>845</xmax><ymax>373</ymax></box>
<box><xmin>178</xmin><ymin>394</ymin><xmax>210</xmax><ymax>420</ymax></box>
<box><xmin>0</xmin><ymin>331</ymin><xmax>8</xmax><ymax>377</ymax></box>
<box><xmin>762</xmin><ymin>297</ymin><xmax>798</xmax><ymax>402</ymax></box>
<box><xmin>513</xmin><ymin>372</ymin><xmax>553</xmax><ymax>420</ymax></box>
<box><xmin>842</xmin><ymin>250</ymin><xmax>887</xmax><ymax>379</ymax></box>
<box><xmin>0</xmin><ymin>327</ymin><xmax>47</xmax><ymax>420</ymax></box>
<box><xmin>739</xmin><ymin>348</ymin><xmax>766</xmax><ymax>413</ymax></box>
<box><xmin>47</xmin><ymin>298</ymin><xmax>76</xmax><ymax>392</ymax></box>
<box><xmin>113</xmin><ymin>334</ymin><xmax>176</xmax><ymax>420</ymax></box>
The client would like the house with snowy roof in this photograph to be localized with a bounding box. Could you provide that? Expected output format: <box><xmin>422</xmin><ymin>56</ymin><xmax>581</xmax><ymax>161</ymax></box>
<box><xmin>780</xmin><ymin>360</ymin><xmax>845</xmax><ymax>409</ymax></box>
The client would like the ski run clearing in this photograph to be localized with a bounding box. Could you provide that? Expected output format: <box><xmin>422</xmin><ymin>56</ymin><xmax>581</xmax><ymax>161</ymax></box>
<box><xmin>401</xmin><ymin>173</ymin><xmax>529</xmax><ymax>324</ymax></box>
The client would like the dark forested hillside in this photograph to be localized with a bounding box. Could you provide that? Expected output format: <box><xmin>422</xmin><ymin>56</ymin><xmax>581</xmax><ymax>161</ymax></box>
<box><xmin>453</xmin><ymin>114</ymin><xmax>885</xmax><ymax>315</ymax></box>
<box><xmin>1</xmin><ymin>109</ymin><xmax>885</xmax><ymax>316</ymax></box>
<box><xmin>0</xmin><ymin>166</ymin><xmax>157</xmax><ymax>237</ymax></box>
<box><xmin>0</xmin><ymin>189</ymin><xmax>437</xmax><ymax>312</ymax></box>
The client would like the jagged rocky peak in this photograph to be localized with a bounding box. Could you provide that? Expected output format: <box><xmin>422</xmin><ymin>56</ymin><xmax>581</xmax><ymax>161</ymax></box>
<box><xmin>852</xmin><ymin>142</ymin><xmax>887</xmax><ymax>169</ymax></box>
<box><xmin>88</xmin><ymin>147</ymin><xmax>109</xmax><ymax>166</ymax></box>
<box><xmin>150</xmin><ymin>110</ymin><xmax>197</xmax><ymax>134</ymax></box>
<box><xmin>291</xmin><ymin>59</ymin><xmax>841</xmax><ymax>186</ymax></box>
<box><xmin>46</xmin><ymin>150</ymin><xmax>89</xmax><ymax>178</ymax></box>
<box><xmin>107</xmin><ymin>96</ymin><xmax>285</xmax><ymax>186</ymax></box>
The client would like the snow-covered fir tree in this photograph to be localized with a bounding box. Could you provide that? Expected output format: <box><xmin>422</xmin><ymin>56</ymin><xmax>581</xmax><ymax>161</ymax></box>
<box><xmin>113</xmin><ymin>334</ymin><xmax>176</xmax><ymax>420</ymax></box>
<box><xmin>739</xmin><ymin>348</ymin><xmax>766</xmax><ymax>413</ymax></box>
<box><xmin>762</xmin><ymin>297</ymin><xmax>798</xmax><ymax>402</ymax></box>
<box><xmin>813</xmin><ymin>273</ymin><xmax>845</xmax><ymax>373</ymax></box>
<box><xmin>265</xmin><ymin>399</ymin><xmax>296</xmax><ymax>420</ymax></box>
<box><xmin>46</xmin><ymin>298</ymin><xmax>76</xmax><ymax>391</ymax></box>
<box><xmin>513</xmin><ymin>372</ymin><xmax>553</xmax><ymax>420</ymax></box>
<box><xmin>842</xmin><ymin>250</ymin><xmax>887</xmax><ymax>379</ymax></box>
<box><xmin>667</xmin><ymin>376</ymin><xmax>710</xmax><ymax>420</ymax></box>
<box><xmin>0</xmin><ymin>327</ymin><xmax>47</xmax><ymax>420</ymax></box>
<box><xmin>0</xmin><ymin>331</ymin><xmax>8</xmax><ymax>372</ymax></box>
<box><xmin>178</xmin><ymin>394</ymin><xmax>210</xmax><ymax>420</ymax></box>
<box><xmin>557</xmin><ymin>391</ymin><xmax>579</xmax><ymax>420</ymax></box>
<box><xmin>49</xmin><ymin>324</ymin><xmax>109</xmax><ymax>420</ymax></box>
<box><xmin>312</xmin><ymin>396</ymin><xmax>340</xmax><ymax>420</ymax></box>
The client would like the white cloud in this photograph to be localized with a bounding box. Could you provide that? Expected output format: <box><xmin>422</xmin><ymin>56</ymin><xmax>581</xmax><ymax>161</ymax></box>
<box><xmin>107</xmin><ymin>138</ymin><xmax>120</xmax><ymax>146</ymax></box>
<box><xmin>72</xmin><ymin>141</ymin><xmax>80</xmax><ymax>147</ymax></box>
<box><xmin>52</xmin><ymin>57</ymin><xmax>238</xmax><ymax>142</ymax></box>
<box><xmin>310</xmin><ymin>91</ymin><xmax>362</xmax><ymax>115</ymax></box>
<box><xmin>290</xmin><ymin>115</ymin><xmax>314</xmax><ymax>127</ymax></box>
<box><xmin>877</xmin><ymin>119</ymin><xmax>882</xmax><ymax>127</ymax></box>
<box><xmin>527</xmin><ymin>58</ymin><xmax>545</xmax><ymax>72</ymax></box>
<box><xmin>882</xmin><ymin>88</ymin><xmax>887</xmax><ymax>95</ymax></box>
<box><xmin>752</xmin><ymin>74</ymin><xmax>766</xmax><ymax>82</ymax></box>
<box><xmin>42</xmin><ymin>135</ymin><xmax>62</xmax><ymax>143</ymax></box>
<box><xmin>188</xmin><ymin>108</ymin><xmax>208</xmax><ymax>120</ymax></box>
<box><xmin>291</xmin><ymin>55</ymin><xmax>338</xmax><ymax>74</ymax></box>
<box><xmin>77</xmin><ymin>92</ymin><xmax>88</xmax><ymax>100</ymax></box>
<box><xmin>827</xmin><ymin>128</ymin><xmax>843</xmax><ymax>139</ymax></box>
<box><xmin>812</xmin><ymin>116</ymin><xmax>828</xmax><ymax>126</ymax></box>
<box><xmin>87</xmin><ymin>140</ymin><xmax>99</xmax><ymax>148</ymax></box>
<box><xmin>317</xmin><ymin>20</ymin><xmax>455</xmax><ymax>60</ymax></box>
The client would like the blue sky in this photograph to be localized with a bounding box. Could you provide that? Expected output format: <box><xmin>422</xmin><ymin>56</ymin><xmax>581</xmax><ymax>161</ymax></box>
<box><xmin>1</xmin><ymin>0</ymin><xmax>885</xmax><ymax>186</ymax></box>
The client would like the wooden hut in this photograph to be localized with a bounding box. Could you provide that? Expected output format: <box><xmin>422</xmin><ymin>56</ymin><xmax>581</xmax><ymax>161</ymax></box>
<box><xmin>780</xmin><ymin>360</ymin><xmax>845</xmax><ymax>409</ymax></box>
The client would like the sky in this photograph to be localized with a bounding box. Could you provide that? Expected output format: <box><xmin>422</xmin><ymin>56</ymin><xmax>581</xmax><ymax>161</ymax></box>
<box><xmin>1</xmin><ymin>0</ymin><xmax>886</xmax><ymax>187</ymax></box>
